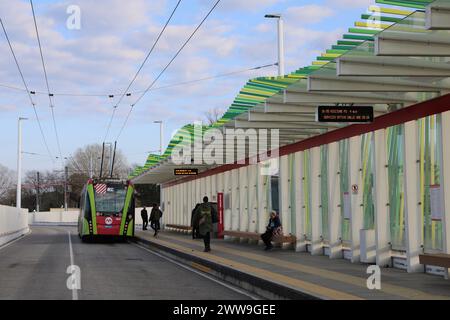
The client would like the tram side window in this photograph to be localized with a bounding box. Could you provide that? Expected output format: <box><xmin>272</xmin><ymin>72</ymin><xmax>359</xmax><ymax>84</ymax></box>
<box><xmin>84</xmin><ymin>189</ymin><xmax>91</xmax><ymax>218</ymax></box>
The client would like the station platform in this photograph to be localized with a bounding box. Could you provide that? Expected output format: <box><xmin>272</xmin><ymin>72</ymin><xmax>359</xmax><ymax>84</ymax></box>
<box><xmin>134</xmin><ymin>230</ymin><xmax>450</xmax><ymax>300</ymax></box>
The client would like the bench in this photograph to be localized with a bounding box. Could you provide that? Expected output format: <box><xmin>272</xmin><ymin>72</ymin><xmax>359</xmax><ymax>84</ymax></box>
<box><xmin>223</xmin><ymin>230</ymin><xmax>296</xmax><ymax>245</ymax></box>
<box><xmin>419</xmin><ymin>253</ymin><xmax>450</xmax><ymax>269</ymax></box>
<box><xmin>166</xmin><ymin>224</ymin><xmax>193</xmax><ymax>232</ymax></box>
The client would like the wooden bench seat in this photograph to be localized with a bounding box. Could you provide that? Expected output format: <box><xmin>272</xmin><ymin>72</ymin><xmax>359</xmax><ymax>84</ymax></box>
<box><xmin>223</xmin><ymin>230</ymin><xmax>296</xmax><ymax>244</ymax></box>
<box><xmin>419</xmin><ymin>253</ymin><xmax>450</xmax><ymax>269</ymax></box>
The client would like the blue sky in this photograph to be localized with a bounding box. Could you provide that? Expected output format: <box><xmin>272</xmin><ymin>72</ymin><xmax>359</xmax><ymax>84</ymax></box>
<box><xmin>0</xmin><ymin>0</ymin><xmax>375</xmax><ymax>172</ymax></box>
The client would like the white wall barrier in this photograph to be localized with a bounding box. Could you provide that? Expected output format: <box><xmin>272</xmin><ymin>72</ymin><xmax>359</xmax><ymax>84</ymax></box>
<box><xmin>29</xmin><ymin>210</ymin><xmax>79</xmax><ymax>225</ymax></box>
<box><xmin>0</xmin><ymin>205</ymin><xmax>29</xmax><ymax>247</ymax></box>
<box><xmin>29</xmin><ymin>209</ymin><xmax>149</xmax><ymax>227</ymax></box>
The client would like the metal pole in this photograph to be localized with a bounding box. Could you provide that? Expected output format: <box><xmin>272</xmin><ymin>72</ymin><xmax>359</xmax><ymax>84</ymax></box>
<box><xmin>160</xmin><ymin>122</ymin><xmax>164</xmax><ymax>156</ymax></box>
<box><xmin>89</xmin><ymin>155</ymin><xmax>93</xmax><ymax>178</ymax></box>
<box><xmin>277</xmin><ymin>17</ymin><xmax>285</xmax><ymax>77</ymax></box>
<box><xmin>16</xmin><ymin>117</ymin><xmax>27</xmax><ymax>209</ymax></box>
<box><xmin>110</xmin><ymin>141</ymin><xmax>117</xmax><ymax>178</ymax></box>
<box><xmin>64</xmin><ymin>166</ymin><xmax>68</xmax><ymax>211</ymax></box>
<box><xmin>100</xmin><ymin>142</ymin><xmax>105</xmax><ymax>179</ymax></box>
<box><xmin>36</xmin><ymin>171</ymin><xmax>40</xmax><ymax>212</ymax></box>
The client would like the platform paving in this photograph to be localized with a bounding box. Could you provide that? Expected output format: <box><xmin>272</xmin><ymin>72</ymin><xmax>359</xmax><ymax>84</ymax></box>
<box><xmin>135</xmin><ymin>230</ymin><xmax>450</xmax><ymax>300</ymax></box>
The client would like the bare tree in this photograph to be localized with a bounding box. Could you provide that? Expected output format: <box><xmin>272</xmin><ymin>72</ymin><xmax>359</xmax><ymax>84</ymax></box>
<box><xmin>204</xmin><ymin>108</ymin><xmax>224</xmax><ymax>125</ymax></box>
<box><xmin>66</xmin><ymin>144</ymin><xmax>130</xmax><ymax>179</ymax></box>
<box><xmin>0</xmin><ymin>164</ymin><xmax>15</xmax><ymax>203</ymax></box>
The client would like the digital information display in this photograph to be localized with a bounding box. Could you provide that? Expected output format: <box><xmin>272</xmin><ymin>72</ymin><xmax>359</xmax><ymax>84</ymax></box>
<box><xmin>174</xmin><ymin>169</ymin><xmax>199</xmax><ymax>176</ymax></box>
<box><xmin>317</xmin><ymin>106</ymin><xmax>374</xmax><ymax>123</ymax></box>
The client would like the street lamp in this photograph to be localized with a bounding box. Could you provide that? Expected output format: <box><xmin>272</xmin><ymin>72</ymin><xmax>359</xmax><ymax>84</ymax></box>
<box><xmin>154</xmin><ymin>121</ymin><xmax>164</xmax><ymax>156</ymax></box>
<box><xmin>265</xmin><ymin>13</ymin><xmax>285</xmax><ymax>77</ymax></box>
<box><xmin>17</xmin><ymin>117</ymin><xmax>28</xmax><ymax>209</ymax></box>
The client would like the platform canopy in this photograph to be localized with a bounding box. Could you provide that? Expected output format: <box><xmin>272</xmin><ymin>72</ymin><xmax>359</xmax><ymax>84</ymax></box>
<box><xmin>131</xmin><ymin>0</ymin><xmax>450</xmax><ymax>185</ymax></box>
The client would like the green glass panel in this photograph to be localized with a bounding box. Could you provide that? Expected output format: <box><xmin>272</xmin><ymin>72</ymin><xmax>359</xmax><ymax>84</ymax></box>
<box><xmin>320</xmin><ymin>145</ymin><xmax>329</xmax><ymax>240</ymax></box>
<box><xmin>420</xmin><ymin>115</ymin><xmax>444</xmax><ymax>252</ymax></box>
<box><xmin>303</xmin><ymin>151</ymin><xmax>312</xmax><ymax>240</ymax></box>
<box><xmin>339</xmin><ymin>140</ymin><xmax>351</xmax><ymax>242</ymax></box>
<box><xmin>289</xmin><ymin>154</ymin><xmax>296</xmax><ymax>236</ymax></box>
<box><xmin>387</xmin><ymin>125</ymin><xmax>406</xmax><ymax>249</ymax></box>
<box><xmin>361</xmin><ymin>133</ymin><xmax>375</xmax><ymax>230</ymax></box>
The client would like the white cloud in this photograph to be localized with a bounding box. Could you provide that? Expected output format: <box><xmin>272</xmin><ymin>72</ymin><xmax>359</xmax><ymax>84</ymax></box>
<box><xmin>326</xmin><ymin>0</ymin><xmax>373</xmax><ymax>9</ymax></box>
<box><xmin>0</xmin><ymin>104</ymin><xmax>16</xmax><ymax>112</ymax></box>
<box><xmin>218</xmin><ymin>0</ymin><xmax>283</xmax><ymax>12</ymax></box>
<box><xmin>285</xmin><ymin>5</ymin><xmax>335</xmax><ymax>24</ymax></box>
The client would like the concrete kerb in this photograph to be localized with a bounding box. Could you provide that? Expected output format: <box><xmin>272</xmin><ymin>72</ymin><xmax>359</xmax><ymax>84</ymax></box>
<box><xmin>132</xmin><ymin>236</ymin><xmax>321</xmax><ymax>300</ymax></box>
<box><xmin>0</xmin><ymin>229</ymin><xmax>31</xmax><ymax>250</ymax></box>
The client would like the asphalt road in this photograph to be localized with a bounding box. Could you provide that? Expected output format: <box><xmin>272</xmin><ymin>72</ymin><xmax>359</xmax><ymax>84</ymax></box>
<box><xmin>0</xmin><ymin>226</ymin><xmax>251</xmax><ymax>300</ymax></box>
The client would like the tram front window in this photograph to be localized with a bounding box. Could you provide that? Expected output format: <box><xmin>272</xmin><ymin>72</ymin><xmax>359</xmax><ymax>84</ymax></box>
<box><xmin>95</xmin><ymin>185</ymin><xmax>126</xmax><ymax>215</ymax></box>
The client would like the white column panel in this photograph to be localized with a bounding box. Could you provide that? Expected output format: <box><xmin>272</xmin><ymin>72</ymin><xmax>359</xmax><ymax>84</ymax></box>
<box><xmin>248</xmin><ymin>165</ymin><xmax>258</xmax><ymax>233</ymax></box>
<box><xmin>404</xmin><ymin>120</ymin><xmax>423</xmax><ymax>273</ymax></box>
<box><xmin>257</xmin><ymin>163</ymin><xmax>270</xmax><ymax>234</ymax></box>
<box><xmin>349</xmin><ymin>136</ymin><xmax>363</xmax><ymax>263</ymax></box>
<box><xmin>231</xmin><ymin>169</ymin><xmax>240</xmax><ymax>232</ymax></box>
<box><xmin>224</xmin><ymin>171</ymin><xmax>232</xmax><ymax>234</ymax></box>
<box><xmin>279</xmin><ymin>155</ymin><xmax>291</xmax><ymax>237</ymax></box>
<box><xmin>440</xmin><ymin>111</ymin><xmax>450</xmax><ymax>278</ymax></box>
<box><xmin>167</xmin><ymin>187</ymin><xmax>172</xmax><ymax>225</ymax></box>
<box><xmin>176</xmin><ymin>184</ymin><xmax>180</xmax><ymax>226</ymax></box>
<box><xmin>374</xmin><ymin>129</ymin><xmax>392</xmax><ymax>267</ymax></box>
<box><xmin>310</xmin><ymin>147</ymin><xmax>323</xmax><ymax>255</ymax></box>
<box><xmin>294</xmin><ymin>151</ymin><xmax>306</xmax><ymax>252</ymax></box>
<box><xmin>239</xmin><ymin>167</ymin><xmax>249</xmax><ymax>235</ymax></box>
<box><xmin>178</xmin><ymin>184</ymin><xmax>183</xmax><ymax>226</ymax></box>
<box><xmin>160</xmin><ymin>186</ymin><xmax>165</xmax><ymax>226</ymax></box>
<box><xmin>195</xmin><ymin>178</ymin><xmax>201</xmax><ymax>206</ymax></box>
<box><xmin>206</xmin><ymin>176</ymin><xmax>212</xmax><ymax>200</ymax></box>
<box><xmin>183</xmin><ymin>183</ymin><xmax>189</xmax><ymax>227</ymax></box>
<box><xmin>328</xmin><ymin>142</ymin><xmax>343</xmax><ymax>259</ymax></box>
<box><xmin>175</xmin><ymin>184</ymin><xmax>180</xmax><ymax>226</ymax></box>
<box><xmin>189</xmin><ymin>180</ymin><xmax>195</xmax><ymax>222</ymax></box>
<box><xmin>211</xmin><ymin>175</ymin><xmax>218</xmax><ymax>203</ymax></box>
<box><xmin>200</xmin><ymin>177</ymin><xmax>206</xmax><ymax>200</ymax></box>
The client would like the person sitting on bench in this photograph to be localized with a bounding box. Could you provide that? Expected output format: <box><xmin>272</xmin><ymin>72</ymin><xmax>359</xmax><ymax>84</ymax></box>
<box><xmin>261</xmin><ymin>211</ymin><xmax>282</xmax><ymax>251</ymax></box>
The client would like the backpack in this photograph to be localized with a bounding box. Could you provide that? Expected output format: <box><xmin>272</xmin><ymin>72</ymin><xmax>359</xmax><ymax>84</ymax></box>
<box><xmin>199</xmin><ymin>205</ymin><xmax>211</xmax><ymax>225</ymax></box>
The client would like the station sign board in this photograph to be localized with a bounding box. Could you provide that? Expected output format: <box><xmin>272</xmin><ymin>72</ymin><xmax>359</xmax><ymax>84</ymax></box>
<box><xmin>174</xmin><ymin>168</ymin><xmax>199</xmax><ymax>176</ymax></box>
<box><xmin>317</xmin><ymin>106</ymin><xmax>374</xmax><ymax>123</ymax></box>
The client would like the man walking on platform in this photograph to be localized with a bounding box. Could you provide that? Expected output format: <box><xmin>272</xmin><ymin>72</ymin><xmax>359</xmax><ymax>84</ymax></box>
<box><xmin>150</xmin><ymin>203</ymin><xmax>163</xmax><ymax>237</ymax></box>
<box><xmin>195</xmin><ymin>196</ymin><xmax>217</xmax><ymax>252</ymax></box>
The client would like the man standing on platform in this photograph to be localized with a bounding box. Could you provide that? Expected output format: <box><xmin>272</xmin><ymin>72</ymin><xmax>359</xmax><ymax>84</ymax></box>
<box><xmin>141</xmin><ymin>207</ymin><xmax>148</xmax><ymax>231</ymax></box>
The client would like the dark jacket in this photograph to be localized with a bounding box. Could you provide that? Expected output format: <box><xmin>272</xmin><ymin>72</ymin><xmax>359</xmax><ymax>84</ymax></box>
<box><xmin>191</xmin><ymin>203</ymin><xmax>201</xmax><ymax>228</ymax></box>
<box><xmin>266</xmin><ymin>215</ymin><xmax>281</xmax><ymax>233</ymax></box>
<box><xmin>195</xmin><ymin>203</ymin><xmax>216</xmax><ymax>236</ymax></box>
<box><xmin>141</xmin><ymin>209</ymin><xmax>148</xmax><ymax>219</ymax></box>
<box><xmin>150</xmin><ymin>208</ymin><xmax>162</xmax><ymax>222</ymax></box>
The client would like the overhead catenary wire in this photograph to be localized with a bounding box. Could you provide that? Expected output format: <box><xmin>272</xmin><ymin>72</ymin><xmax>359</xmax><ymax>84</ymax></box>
<box><xmin>102</xmin><ymin>95</ymin><xmax>119</xmax><ymax>143</ymax></box>
<box><xmin>30</xmin><ymin>0</ymin><xmax>64</xmax><ymax>162</ymax></box>
<box><xmin>115</xmin><ymin>0</ymin><xmax>222</xmax><ymax>141</ymax></box>
<box><xmin>0</xmin><ymin>62</ymin><xmax>277</xmax><ymax>97</ymax></box>
<box><xmin>0</xmin><ymin>17</ymin><xmax>55</xmax><ymax>163</ymax></box>
<box><xmin>103</xmin><ymin>0</ymin><xmax>183</xmax><ymax>143</ymax></box>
